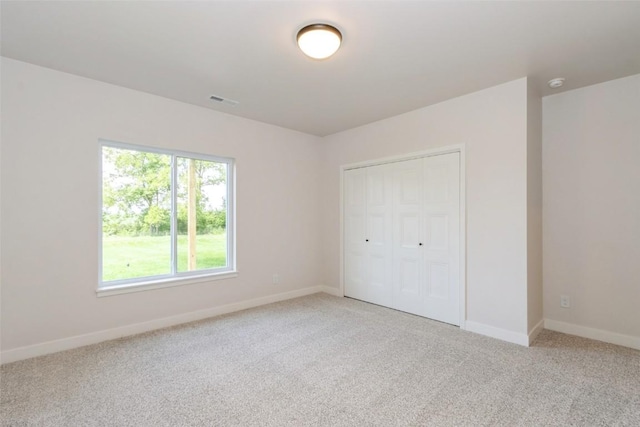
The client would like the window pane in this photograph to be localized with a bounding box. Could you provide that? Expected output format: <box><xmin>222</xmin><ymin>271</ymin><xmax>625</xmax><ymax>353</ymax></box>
<box><xmin>176</xmin><ymin>157</ymin><xmax>227</xmax><ymax>272</ymax></box>
<box><xmin>102</xmin><ymin>146</ymin><xmax>172</xmax><ymax>281</ymax></box>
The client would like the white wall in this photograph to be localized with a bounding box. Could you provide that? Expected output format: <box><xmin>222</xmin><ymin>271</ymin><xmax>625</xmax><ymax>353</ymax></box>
<box><xmin>321</xmin><ymin>78</ymin><xmax>532</xmax><ymax>339</ymax></box>
<box><xmin>543</xmin><ymin>74</ymin><xmax>640</xmax><ymax>347</ymax></box>
<box><xmin>0</xmin><ymin>58</ymin><xmax>323</xmax><ymax>356</ymax></box>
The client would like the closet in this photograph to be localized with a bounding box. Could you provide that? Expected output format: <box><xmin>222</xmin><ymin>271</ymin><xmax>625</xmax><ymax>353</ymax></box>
<box><xmin>343</xmin><ymin>152</ymin><xmax>461</xmax><ymax>325</ymax></box>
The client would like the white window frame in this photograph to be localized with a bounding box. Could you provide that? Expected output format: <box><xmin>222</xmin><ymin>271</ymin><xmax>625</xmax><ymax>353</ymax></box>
<box><xmin>98</xmin><ymin>139</ymin><xmax>237</xmax><ymax>297</ymax></box>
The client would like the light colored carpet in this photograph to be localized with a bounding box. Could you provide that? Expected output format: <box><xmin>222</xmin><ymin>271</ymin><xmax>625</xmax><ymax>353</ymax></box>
<box><xmin>1</xmin><ymin>293</ymin><xmax>639</xmax><ymax>426</ymax></box>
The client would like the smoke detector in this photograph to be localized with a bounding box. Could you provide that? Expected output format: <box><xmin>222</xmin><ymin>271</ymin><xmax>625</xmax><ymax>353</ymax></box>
<box><xmin>548</xmin><ymin>78</ymin><xmax>565</xmax><ymax>89</ymax></box>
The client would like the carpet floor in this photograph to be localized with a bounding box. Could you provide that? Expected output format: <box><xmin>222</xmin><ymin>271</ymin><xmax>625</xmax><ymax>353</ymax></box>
<box><xmin>1</xmin><ymin>293</ymin><xmax>639</xmax><ymax>426</ymax></box>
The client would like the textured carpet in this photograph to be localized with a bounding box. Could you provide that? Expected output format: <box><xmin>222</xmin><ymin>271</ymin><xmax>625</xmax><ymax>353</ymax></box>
<box><xmin>1</xmin><ymin>293</ymin><xmax>639</xmax><ymax>426</ymax></box>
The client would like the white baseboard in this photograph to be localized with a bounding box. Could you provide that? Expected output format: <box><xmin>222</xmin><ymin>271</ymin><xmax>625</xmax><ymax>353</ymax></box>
<box><xmin>465</xmin><ymin>320</ymin><xmax>529</xmax><ymax>347</ymax></box>
<box><xmin>1</xmin><ymin>286</ymin><xmax>325</xmax><ymax>365</ymax></box>
<box><xmin>544</xmin><ymin>319</ymin><xmax>640</xmax><ymax>351</ymax></box>
<box><xmin>528</xmin><ymin>318</ymin><xmax>545</xmax><ymax>345</ymax></box>
<box><xmin>320</xmin><ymin>285</ymin><xmax>342</xmax><ymax>297</ymax></box>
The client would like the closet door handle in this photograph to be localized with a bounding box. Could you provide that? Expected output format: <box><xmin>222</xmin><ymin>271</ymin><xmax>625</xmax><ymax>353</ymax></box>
<box><xmin>419</xmin><ymin>243</ymin><xmax>423</xmax><ymax>246</ymax></box>
<box><xmin>366</xmin><ymin>239</ymin><xmax>369</xmax><ymax>242</ymax></box>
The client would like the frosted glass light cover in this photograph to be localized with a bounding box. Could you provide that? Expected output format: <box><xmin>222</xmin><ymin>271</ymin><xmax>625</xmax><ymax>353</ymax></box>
<box><xmin>297</xmin><ymin>25</ymin><xmax>342</xmax><ymax>59</ymax></box>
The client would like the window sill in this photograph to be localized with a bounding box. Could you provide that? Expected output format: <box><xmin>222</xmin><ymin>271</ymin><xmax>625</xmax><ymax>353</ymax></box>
<box><xmin>96</xmin><ymin>271</ymin><xmax>238</xmax><ymax>297</ymax></box>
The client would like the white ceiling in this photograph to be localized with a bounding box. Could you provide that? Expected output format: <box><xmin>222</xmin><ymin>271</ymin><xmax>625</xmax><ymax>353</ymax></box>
<box><xmin>2</xmin><ymin>1</ymin><xmax>639</xmax><ymax>136</ymax></box>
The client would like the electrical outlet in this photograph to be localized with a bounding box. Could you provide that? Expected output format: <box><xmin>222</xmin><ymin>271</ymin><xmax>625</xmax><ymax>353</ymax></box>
<box><xmin>560</xmin><ymin>295</ymin><xmax>570</xmax><ymax>308</ymax></box>
<box><xmin>272</xmin><ymin>274</ymin><xmax>280</xmax><ymax>285</ymax></box>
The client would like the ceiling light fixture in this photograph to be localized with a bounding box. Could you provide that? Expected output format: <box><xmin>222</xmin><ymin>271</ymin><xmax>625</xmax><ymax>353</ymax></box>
<box><xmin>297</xmin><ymin>24</ymin><xmax>342</xmax><ymax>60</ymax></box>
<box><xmin>548</xmin><ymin>78</ymin><xmax>565</xmax><ymax>89</ymax></box>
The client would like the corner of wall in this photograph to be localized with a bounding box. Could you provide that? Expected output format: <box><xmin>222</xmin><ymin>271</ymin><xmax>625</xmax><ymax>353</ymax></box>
<box><xmin>320</xmin><ymin>285</ymin><xmax>342</xmax><ymax>297</ymax></box>
<box><xmin>526</xmin><ymin>78</ymin><xmax>543</xmax><ymax>332</ymax></box>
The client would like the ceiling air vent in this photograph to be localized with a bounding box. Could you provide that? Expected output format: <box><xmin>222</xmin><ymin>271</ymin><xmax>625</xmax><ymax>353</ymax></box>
<box><xmin>209</xmin><ymin>94</ymin><xmax>239</xmax><ymax>107</ymax></box>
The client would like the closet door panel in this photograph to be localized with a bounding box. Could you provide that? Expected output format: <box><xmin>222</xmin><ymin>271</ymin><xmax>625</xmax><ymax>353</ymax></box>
<box><xmin>344</xmin><ymin>168</ymin><xmax>367</xmax><ymax>300</ymax></box>
<box><xmin>365</xmin><ymin>164</ymin><xmax>394</xmax><ymax>305</ymax></box>
<box><xmin>427</xmin><ymin>261</ymin><xmax>450</xmax><ymax>299</ymax></box>
<box><xmin>422</xmin><ymin>153</ymin><xmax>460</xmax><ymax>325</ymax></box>
<box><xmin>392</xmin><ymin>159</ymin><xmax>425</xmax><ymax>314</ymax></box>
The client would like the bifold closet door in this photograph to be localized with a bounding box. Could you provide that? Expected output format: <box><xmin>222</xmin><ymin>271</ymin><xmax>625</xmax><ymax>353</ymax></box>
<box><xmin>344</xmin><ymin>152</ymin><xmax>460</xmax><ymax>326</ymax></box>
<box><xmin>391</xmin><ymin>153</ymin><xmax>460</xmax><ymax>325</ymax></box>
<box><xmin>364</xmin><ymin>164</ymin><xmax>393</xmax><ymax>306</ymax></box>
<box><xmin>344</xmin><ymin>164</ymin><xmax>393</xmax><ymax>306</ymax></box>
<box><xmin>344</xmin><ymin>168</ymin><xmax>368</xmax><ymax>302</ymax></box>
<box><xmin>419</xmin><ymin>153</ymin><xmax>460</xmax><ymax>325</ymax></box>
<box><xmin>392</xmin><ymin>158</ymin><xmax>425</xmax><ymax>315</ymax></box>
<box><xmin>422</xmin><ymin>153</ymin><xmax>460</xmax><ymax>325</ymax></box>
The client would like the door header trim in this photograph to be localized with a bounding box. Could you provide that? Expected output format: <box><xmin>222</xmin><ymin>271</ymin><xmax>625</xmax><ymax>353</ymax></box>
<box><xmin>341</xmin><ymin>143</ymin><xmax>465</xmax><ymax>171</ymax></box>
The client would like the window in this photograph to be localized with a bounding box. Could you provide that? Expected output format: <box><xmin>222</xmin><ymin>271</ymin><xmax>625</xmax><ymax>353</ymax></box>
<box><xmin>99</xmin><ymin>140</ymin><xmax>235</xmax><ymax>292</ymax></box>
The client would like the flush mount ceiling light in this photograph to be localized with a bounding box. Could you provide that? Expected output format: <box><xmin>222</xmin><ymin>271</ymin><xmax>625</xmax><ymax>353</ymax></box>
<box><xmin>548</xmin><ymin>78</ymin><xmax>565</xmax><ymax>89</ymax></box>
<box><xmin>297</xmin><ymin>24</ymin><xmax>342</xmax><ymax>59</ymax></box>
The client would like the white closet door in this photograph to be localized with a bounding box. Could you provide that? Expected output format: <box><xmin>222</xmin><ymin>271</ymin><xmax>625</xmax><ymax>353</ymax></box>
<box><xmin>344</xmin><ymin>153</ymin><xmax>460</xmax><ymax>326</ymax></box>
<box><xmin>392</xmin><ymin>158</ymin><xmax>425</xmax><ymax>314</ymax></box>
<box><xmin>344</xmin><ymin>168</ymin><xmax>368</xmax><ymax>301</ymax></box>
<box><xmin>364</xmin><ymin>164</ymin><xmax>394</xmax><ymax>306</ymax></box>
<box><xmin>422</xmin><ymin>152</ymin><xmax>460</xmax><ymax>325</ymax></box>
